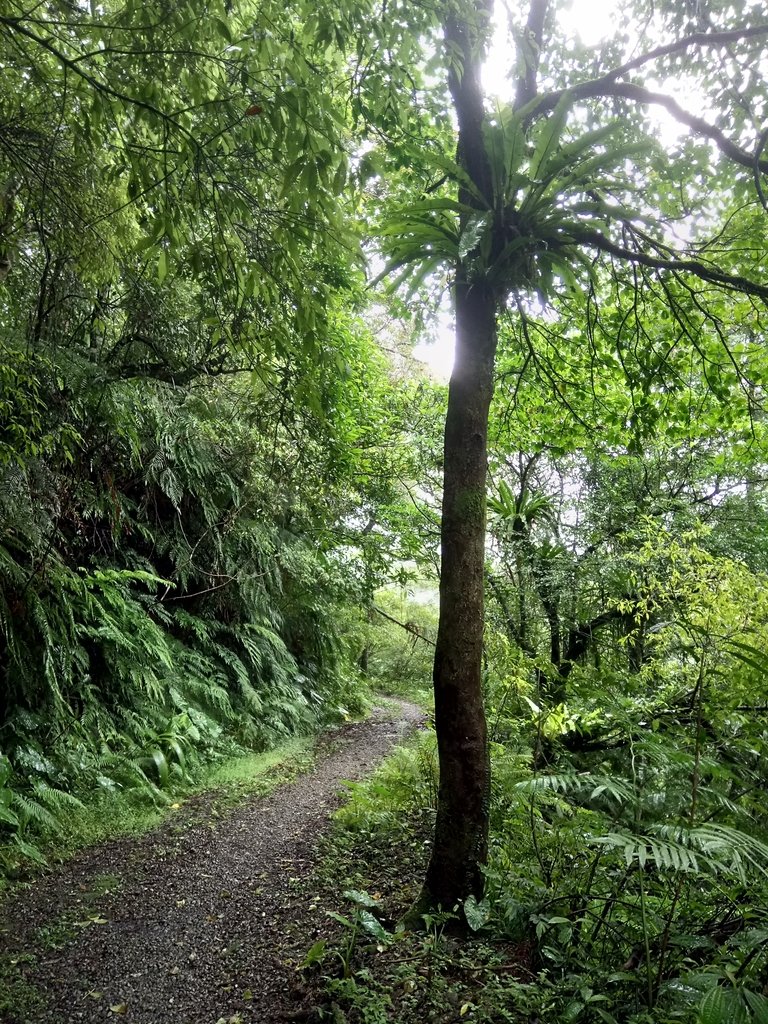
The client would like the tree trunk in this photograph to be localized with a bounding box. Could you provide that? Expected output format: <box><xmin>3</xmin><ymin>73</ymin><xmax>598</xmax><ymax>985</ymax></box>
<box><xmin>408</xmin><ymin>0</ymin><xmax>497</xmax><ymax>918</ymax></box>
<box><xmin>412</xmin><ymin>0</ymin><xmax>545</xmax><ymax>917</ymax></box>
<box><xmin>419</xmin><ymin>274</ymin><xmax>497</xmax><ymax>910</ymax></box>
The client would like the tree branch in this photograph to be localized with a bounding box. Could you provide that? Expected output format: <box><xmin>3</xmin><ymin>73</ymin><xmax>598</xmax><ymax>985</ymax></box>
<box><xmin>560</xmin><ymin>607</ymin><xmax>631</xmax><ymax>678</ymax></box>
<box><xmin>0</xmin><ymin>16</ymin><xmax>197</xmax><ymax>145</ymax></box>
<box><xmin>443</xmin><ymin>0</ymin><xmax>495</xmax><ymax>207</ymax></box>
<box><xmin>598</xmin><ymin>23</ymin><xmax>768</xmax><ymax>85</ymax></box>
<box><xmin>514</xmin><ymin>0</ymin><xmax>550</xmax><ymax>110</ymax></box>
<box><xmin>371</xmin><ymin>605</ymin><xmax>436</xmax><ymax>647</ymax></box>
<box><xmin>595</xmin><ymin>82</ymin><xmax>768</xmax><ymax>174</ymax></box>
<box><xmin>569</xmin><ymin>227</ymin><xmax>768</xmax><ymax>302</ymax></box>
<box><xmin>525</xmin><ymin>77</ymin><xmax>768</xmax><ymax>176</ymax></box>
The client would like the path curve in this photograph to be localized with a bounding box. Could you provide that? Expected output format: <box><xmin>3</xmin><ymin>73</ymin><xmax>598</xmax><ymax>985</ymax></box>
<box><xmin>0</xmin><ymin>700</ymin><xmax>426</xmax><ymax>1024</ymax></box>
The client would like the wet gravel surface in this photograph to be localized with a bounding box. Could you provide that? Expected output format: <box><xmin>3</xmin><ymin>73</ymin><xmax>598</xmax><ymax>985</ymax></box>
<box><xmin>0</xmin><ymin>701</ymin><xmax>426</xmax><ymax>1024</ymax></box>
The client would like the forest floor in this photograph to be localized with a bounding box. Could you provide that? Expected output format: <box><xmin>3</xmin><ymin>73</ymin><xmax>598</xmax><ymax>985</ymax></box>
<box><xmin>0</xmin><ymin>700</ymin><xmax>426</xmax><ymax>1024</ymax></box>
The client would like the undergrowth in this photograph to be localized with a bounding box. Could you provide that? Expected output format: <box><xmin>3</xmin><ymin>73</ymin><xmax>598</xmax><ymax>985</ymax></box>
<box><xmin>309</xmin><ymin>702</ymin><xmax>768</xmax><ymax>1024</ymax></box>
<box><xmin>0</xmin><ymin>304</ymin><xmax>400</xmax><ymax>881</ymax></box>
<box><xmin>308</xmin><ymin>732</ymin><xmax>541</xmax><ymax>1024</ymax></box>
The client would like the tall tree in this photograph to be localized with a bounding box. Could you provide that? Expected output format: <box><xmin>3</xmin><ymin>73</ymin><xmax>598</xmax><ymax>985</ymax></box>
<box><xmin>381</xmin><ymin>0</ymin><xmax>768</xmax><ymax>916</ymax></box>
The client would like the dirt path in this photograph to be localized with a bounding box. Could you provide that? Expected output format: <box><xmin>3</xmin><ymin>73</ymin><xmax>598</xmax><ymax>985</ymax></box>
<box><xmin>0</xmin><ymin>701</ymin><xmax>426</xmax><ymax>1024</ymax></box>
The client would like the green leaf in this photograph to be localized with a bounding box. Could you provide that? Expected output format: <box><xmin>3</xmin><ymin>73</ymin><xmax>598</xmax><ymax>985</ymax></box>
<box><xmin>530</xmin><ymin>91</ymin><xmax>572</xmax><ymax>181</ymax></box>
<box><xmin>15</xmin><ymin>837</ymin><xmax>46</xmax><ymax>864</ymax></box>
<box><xmin>463</xmin><ymin>895</ymin><xmax>491</xmax><ymax>931</ymax></box>
<box><xmin>0</xmin><ymin>803</ymin><xmax>19</xmax><ymax>826</ymax></box>
<box><xmin>594</xmin><ymin>1011</ymin><xmax>619</xmax><ymax>1024</ymax></box>
<box><xmin>698</xmin><ymin>987</ymin><xmax>730</xmax><ymax>1024</ymax></box>
<box><xmin>167</xmin><ymin>739</ymin><xmax>186</xmax><ymax>771</ymax></box>
<box><xmin>326</xmin><ymin>911</ymin><xmax>355</xmax><ymax>929</ymax></box>
<box><xmin>744</xmin><ymin>990</ymin><xmax>768</xmax><ymax>1024</ymax></box>
<box><xmin>213</xmin><ymin>17</ymin><xmax>233</xmax><ymax>43</ymax></box>
<box><xmin>299</xmin><ymin>939</ymin><xmax>327</xmax><ymax>968</ymax></box>
<box><xmin>150</xmin><ymin>748</ymin><xmax>169</xmax><ymax>787</ymax></box>
<box><xmin>343</xmin><ymin>889</ymin><xmax>381</xmax><ymax>909</ymax></box>
<box><xmin>358</xmin><ymin>910</ymin><xmax>388</xmax><ymax>941</ymax></box>
<box><xmin>725</xmin><ymin>639</ymin><xmax>768</xmax><ymax>675</ymax></box>
<box><xmin>458</xmin><ymin>212</ymin><xmax>490</xmax><ymax>260</ymax></box>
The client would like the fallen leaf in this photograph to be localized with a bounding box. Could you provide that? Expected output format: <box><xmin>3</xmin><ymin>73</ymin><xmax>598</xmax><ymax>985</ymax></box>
<box><xmin>86</xmin><ymin>991</ymin><xmax>102</xmax><ymax>1000</ymax></box>
<box><xmin>109</xmin><ymin>1003</ymin><xmax>127</xmax><ymax>1015</ymax></box>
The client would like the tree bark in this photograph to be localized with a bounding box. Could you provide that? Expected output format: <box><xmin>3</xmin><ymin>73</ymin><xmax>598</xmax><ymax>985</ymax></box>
<box><xmin>420</xmin><ymin>274</ymin><xmax>497</xmax><ymax>910</ymax></box>
<box><xmin>413</xmin><ymin>0</ymin><xmax>547</xmax><ymax>916</ymax></box>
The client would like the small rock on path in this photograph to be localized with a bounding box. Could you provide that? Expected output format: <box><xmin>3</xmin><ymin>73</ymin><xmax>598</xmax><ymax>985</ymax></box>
<box><xmin>0</xmin><ymin>700</ymin><xmax>426</xmax><ymax>1024</ymax></box>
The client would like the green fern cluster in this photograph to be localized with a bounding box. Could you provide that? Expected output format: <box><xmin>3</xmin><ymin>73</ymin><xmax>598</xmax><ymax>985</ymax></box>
<box><xmin>0</xmin><ymin>320</ymin><xmax>399</xmax><ymax>871</ymax></box>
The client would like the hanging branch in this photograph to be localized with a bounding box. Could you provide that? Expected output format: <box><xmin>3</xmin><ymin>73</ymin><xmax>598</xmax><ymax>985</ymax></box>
<box><xmin>599</xmin><ymin>22</ymin><xmax>768</xmax><ymax>83</ymax></box>
<box><xmin>371</xmin><ymin>605</ymin><xmax>436</xmax><ymax>647</ymax></box>
<box><xmin>521</xmin><ymin>27</ymin><xmax>768</xmax><ymax>177</ymax></box>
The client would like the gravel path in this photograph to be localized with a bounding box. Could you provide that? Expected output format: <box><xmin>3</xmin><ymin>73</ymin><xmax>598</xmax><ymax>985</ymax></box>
<box><xmin>0</xmin><ymin>700</ymin><xmax>426</xmax><ymax>1024</ymax></box>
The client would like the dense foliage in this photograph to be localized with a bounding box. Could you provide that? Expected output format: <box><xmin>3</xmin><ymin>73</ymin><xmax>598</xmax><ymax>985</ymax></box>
<box><xmin>4</xmin><ymin>1</ymin><xmax>768</xmax><ymax>1022</ymax></box>
<box><xmin>0</xmin><ymin>0</ymin><xmax>441</xmax><ymax>870</ymax></box>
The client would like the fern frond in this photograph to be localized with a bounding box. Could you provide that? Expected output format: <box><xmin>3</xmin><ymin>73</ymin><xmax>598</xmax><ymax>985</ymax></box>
<box><xmin>517</xmin><ymin>772</ymin><xmax>635</xmax><ymax>809</ymax></box>
<box><xmin>593</xmin><ymin>823</ymin><xmax>768</xmax><ymax>880</ymax></box>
